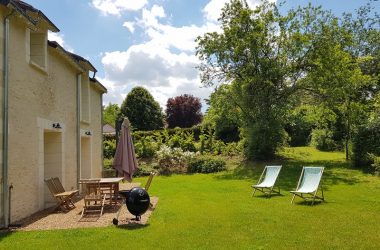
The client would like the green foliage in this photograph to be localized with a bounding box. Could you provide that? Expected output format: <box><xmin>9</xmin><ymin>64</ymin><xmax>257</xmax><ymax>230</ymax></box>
<box><xmin>4</xmin><ymin>148</ymin><xmax>380</xmax><ymax>249</ymax></box>
<box><xmin>103</xmin><ymin>138</ymin><xmax>116</xmax><ymax>159</ymax></box>
<box><xmin>103</xmin><ymin>157</ymin><xmax>114</xmax><ymax>168</ymax></box>
<box><xmin>133</xmin><ymin>125</ymin><xmax>203</xmax><ymax>141</ymax></box>
<box><xmin>223</xmin><ymin>142</ymin><xmax>242</xmax><ymax>157</ymax></box>
<box><xmin>310</xmin><ymin>129</ymin><xmax>339</xmax><ymax>152</ymax></box>
<box><xmin>368</xmin><ymin>154</ymin><xmax>380</xmax><ymax>175</ymax></box>
<box><xmin>352</xmin><ymin>119</ymin><xmax>380</xmax><ymax>169</ymax></box>
<box><xmin>285</xmin><ymin>106</ymin><xmax>313</xmax><ymax>146</ymax></box>
<box><xmin>244</xmin><ymin>120</ymin><xmax>286</xmax><ymax>160</ymax></box>
<box><xmin>204</xmin><ymin>84</ymin><xmax>241</xmax><ymax>143</ymax></box>
<box><xmin>167</xmin><ymin>130</ymin><xmax>197</xmax><ymax>152</ymax></box>
<box><xmin>119</xmin><ymin>87</ymin><xmax>164</xmax><ymax>131</ymax></box>
<box><xmin>196</xmin><ymin>0</ymin><xmax>327</xmax><ymax>160</ymax></box>
<box><xmin>103</xmin><ymin>103</ymin><xmax>120</xmax><ymax>126</ymax></box>
<box><xmin>134</xmin><ymin>161</ymin><xmax>159</xmax><ymax>177</ymax></box>
<box><xmin>155</xmin><ymin>145</ymin><xmax>197</xmax><ymax>173</ymax></box>
<box><xmin>196</xmin><ymin>0</ymin><xmax>379</xmax><ymax>160</ymax></box>
<box><xmin>187</xmin><ymin>158</ymin><xmax>226</xmax><ymax>173</ymax></box>
<box><xmin>134</xmin><ymin>136</ymin><xmax>157</xmax><ymax>158</ymax></box>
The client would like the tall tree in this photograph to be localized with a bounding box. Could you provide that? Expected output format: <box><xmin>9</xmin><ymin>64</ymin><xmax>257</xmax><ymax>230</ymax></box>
<box><xmin>103</xmin><ymin>103</ymin><xmax>120</xmax><ymax>126</ymax></box>
<box><xmin>196</xmin><ymin>0</ymin><xmax>331</xmax><ymax>159</ymax></box>
<box><xmin>119</xmin><ymin>87</ymin><xmax>164</xmax><ymax>131</ymax></box>
<box><xmin>204</xmin><ymin>84</ymin><xmax>242</xmax><ymax>142</ymax></box>
<box><xmin>166</xmin><ymin>94</ymin><xmax>203</xmax><ymax>128</ymax></box>
<box><xmin>304</xmin><ymin>3</ymin><xmax>378</xmax><ymax>159</ymax></box>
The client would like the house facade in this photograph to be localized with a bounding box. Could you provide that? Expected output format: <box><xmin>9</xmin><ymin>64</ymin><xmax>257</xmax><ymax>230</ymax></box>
<box><xmin>0</xmin><ymin>0</ymin><xmax>107</xmax><ymax>227</ymax></box>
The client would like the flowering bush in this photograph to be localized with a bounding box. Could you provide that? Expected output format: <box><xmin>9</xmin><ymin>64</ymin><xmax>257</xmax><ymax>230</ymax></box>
<box><xmin>156</xmin><ymin>145</ymin><xmax>198</xmax><ymax>173</ymax></box>
<box><xmin>187</xmin><ymin>158</ymin><xmax>226</xmax><ymax>173</ymax></box>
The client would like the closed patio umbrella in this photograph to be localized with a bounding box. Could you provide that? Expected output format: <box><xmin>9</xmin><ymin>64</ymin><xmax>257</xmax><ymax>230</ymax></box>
<box><xmin>113</xmin><ymin>118</ymin><xmax>138</xmax><ymax>181</ymax></box>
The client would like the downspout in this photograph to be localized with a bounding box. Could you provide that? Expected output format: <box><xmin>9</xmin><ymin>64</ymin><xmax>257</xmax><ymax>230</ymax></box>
<box><xmin>100</xmin><ymin>93</ymin><xmax>104</xmax><ymax>174</ymax></box>
<box><xmin>2</xmin><ymin>9</ymin><xmax>16</xmax><ymax>229</ymax></box>
<box><xmin>76</xmin><ymin>74</ymin><xmax>81</xmax><ymax>189</ymax></box>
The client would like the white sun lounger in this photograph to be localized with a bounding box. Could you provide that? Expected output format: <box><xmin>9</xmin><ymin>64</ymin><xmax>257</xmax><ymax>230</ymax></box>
<box><xmin>252</xmin><ymin>165</ymin><xmax>282</xmax><ymax>197</ymax></box>
<box><xmin>290</xmin><ymin>166</ymin><xmax>325</xmax><ymax>205</ymax></box>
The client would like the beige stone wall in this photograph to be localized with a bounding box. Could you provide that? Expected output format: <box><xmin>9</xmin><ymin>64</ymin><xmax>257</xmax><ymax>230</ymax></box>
<box><xmin>0</xmin><ymin>7</ymin><xmax>105</xmax><ymax>223</ymax></box>
<box><xmin>6</xmin><ymin>17</ymin><xmax>80</xmax><ymax>221</ymax></box>
<box><xmin>80</xmin><ymin>78</ymin><xmax>103</xmax><ymax>179</ymax></box>
<box><xmin>89</xmin><ymin>85</ymin><xmax>103</xmax><ymax>178</ymax></box>
<box><xmin>0</xmin><ymin>9</ymin><xmax>5</xmax><ymax>225</ymax></box>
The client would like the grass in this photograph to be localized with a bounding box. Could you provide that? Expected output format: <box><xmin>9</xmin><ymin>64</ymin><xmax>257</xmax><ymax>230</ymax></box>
<box><xmin>1</xmin><ymin>147</ymin><xmax>380</xmax><ymax>249</ymax></box>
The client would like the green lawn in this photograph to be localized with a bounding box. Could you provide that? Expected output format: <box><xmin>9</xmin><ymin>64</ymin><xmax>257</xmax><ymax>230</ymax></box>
<box><xmin>1</xmin><ymin>147</ymin><xmax>380</xmax><ymax>249</ymax></box>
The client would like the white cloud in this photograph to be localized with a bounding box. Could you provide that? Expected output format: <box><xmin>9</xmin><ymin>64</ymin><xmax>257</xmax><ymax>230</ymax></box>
<box><xmin>48</xmin><ymin>31</ymin><xmax>74</xmax><ymax>52</ymax></box>
<box><xmin>101</xmin><ymin>4</ymin><xmax>220</xmax><ymax>110</ymax></box>
<box><xmin>122</xmin><ymin>21</ymin><xmax>135</xmax><ymax>33</ymax></box>
<box><xmin>137</xmin><ymin>5</ymin><xmax>220</xmax><ymax>52</ymax></box>
<box><xmin>203</xmin><ymin>0</ymin><xmax>277</xmax><ymax>22</ymax></box>
<box><xmin>141</xmin><ymin>4</ymin><xmax>166</xmax><ymax>27</ymax></box>
<box><xmin>92</xmin><ymin>0</ymin><xmax>148</xmax><ymax>16</ymax></box>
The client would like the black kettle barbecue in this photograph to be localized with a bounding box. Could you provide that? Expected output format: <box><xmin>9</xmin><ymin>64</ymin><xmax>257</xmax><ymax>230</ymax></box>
<box><xmin>113</xmin><ymin>187</ymin><xmax>150</xmax><ymax>225</ymax></box>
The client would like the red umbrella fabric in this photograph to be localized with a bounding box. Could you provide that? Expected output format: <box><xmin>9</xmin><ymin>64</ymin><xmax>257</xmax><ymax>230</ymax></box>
<box><xmin>113</xmin><ymin>118</ymin><xmax>138</xmax><ymax>181</ymax></box>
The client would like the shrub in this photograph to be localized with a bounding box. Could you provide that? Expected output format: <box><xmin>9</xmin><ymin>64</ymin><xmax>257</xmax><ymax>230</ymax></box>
<box><xmin>104</xmin><ymin>139</ymin><xmax>116</xmax><ymax>159</ymax></box>
<box><xmin>368</xmin><ymin>154</ymin><xmax>380</xmax><ymax>175</ymax></box>
<box><xmin>134</xmin><ymin>136</ymin><xmax>157</xmax><ymax>158</ymax></box>
<box><xmin>167</xmin><ymin>130</ymin><xmax>196</xmax><ymax>152</ymax></box>
<box><xmin>352</xmin><ymin>120</ymin><xmax>380</xmax><ymax>169</ymax></box>
<box><xmin>285</xmin><ymin>107</ymin><xmax>313</xmax><ymax>146</ymax></box>
<box><xmin>134</xmin><ymin>162</ymin><xmax>158</xmax><ymax>177</ymax></box>
<box><xmin>244</xmin><ymin>120</ymin><xmax>286</xmax><ymax>160</ymax></box>
<box><xmin>155</xmin><ymin>145</ymin><xmax>197</xmax><ymax>173</ymax></box>
<box><xmin>214</xmin><ymin>125</ymin><xmax>240</xmax><ymax>143</ymax></box>
<box><xmin>222</xmin><ymin>142</ymin><xmax>241</xmax><ymax>157</ymax></box>
<box><xmin>310</xmin><ymin>129</ymin><xmax>339</xmax><ymax>151</ymax></box>
<box><xmin>133</xmin><ymin>125</ymin><xmax>203</xmax><ymax>141</ymax></box>
<box><xmin>103</xmin><ymin>158</ymin><xmax>114</xmax><ymax>169</ymax></box>
<box><xmin>188</xmin><ymin>158</ymin><xmax>226</xmax><ymax>173</ymax></box>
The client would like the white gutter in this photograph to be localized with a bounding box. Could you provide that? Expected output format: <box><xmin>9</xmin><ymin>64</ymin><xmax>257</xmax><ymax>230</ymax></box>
<box><xmin>2</xmin><ymin>10</ymin><xmax>15</xmax><ymax>229</ymax></box>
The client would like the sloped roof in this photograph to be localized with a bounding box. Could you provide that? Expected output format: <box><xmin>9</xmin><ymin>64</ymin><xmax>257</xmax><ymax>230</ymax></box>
<box><xmin>48</xmin><ymin>41</ymin><xmax>107</xmax><ymax>93</ymax></box>
<box><xmin>103</xmin><ymin>124</ymin><xmax>116</xmax><ymax>135</ymax></box>
<box><xmin>1</xmin><ymin>0</ymin><xmax>59</xmax><ymax>32</ymax></box>
<box><xmin>48</xmin><ymin>40</ymin><xmax>84</xmax><ymax>72</ymax></box>
<box><xmin>67</xmin><ymin>51</ymin><xmax>97</xmax><ymax>73</ymax></box>
<box><xmin>90</xmin><ymin>77</ymin><xmax>107</xmax><ymax>93</ymax></box>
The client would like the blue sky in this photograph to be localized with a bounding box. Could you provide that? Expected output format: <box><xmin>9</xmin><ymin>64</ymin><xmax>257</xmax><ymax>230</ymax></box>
<box><xmin>25</xmin><ymin>0</ymin><xmax>379</xmax><ymax>109</ymax></box>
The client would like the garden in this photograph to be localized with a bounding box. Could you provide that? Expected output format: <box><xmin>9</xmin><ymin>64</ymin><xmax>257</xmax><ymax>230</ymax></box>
<box><xmin>1</xmin><ymin>147</ymin><xmax>380</xmax><ymax>249</ymax></box>
<box><xmin>1</xmin><ymin>0</ymin><xmax>380</xmax><ymax>249</ymax></box>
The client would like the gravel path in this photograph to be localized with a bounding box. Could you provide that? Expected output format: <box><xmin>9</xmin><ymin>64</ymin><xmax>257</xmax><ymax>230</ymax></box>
<box><xmin>14</xmin><ymin>183</ymin><xmax>159</xmax><ymax>231</ymax></box>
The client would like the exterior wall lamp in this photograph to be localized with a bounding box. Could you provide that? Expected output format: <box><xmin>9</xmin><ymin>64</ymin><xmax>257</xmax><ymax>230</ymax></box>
<box><xmin>85</xmin><ymin>131</ymin><xmax>92</xmax><ymax>136</ymax></box>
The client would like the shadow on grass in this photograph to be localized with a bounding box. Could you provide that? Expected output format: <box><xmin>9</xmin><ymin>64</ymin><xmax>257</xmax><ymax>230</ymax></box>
<box><xmin>215</xmin><ymin>158</ymin><xmax>363</xmax><ymax>191</ymax></box>
<box><xmin>291</xmin><ymin>200</ymin><xmax>325</xmax><ymax>206</ymax></box>
<box><xmin>252</xmin><ymin>193</ymin><xmax>285</xmax><ymax>199</ymax></box>
<box><xmin>0</xmin><ymin>229</ymin><xmax>14</xmax><ymax>242</ymax></box>
<box><xmin>115</xmin><ymin>223</ymin><xmax>149</xmax><ymax>230</ymax></box>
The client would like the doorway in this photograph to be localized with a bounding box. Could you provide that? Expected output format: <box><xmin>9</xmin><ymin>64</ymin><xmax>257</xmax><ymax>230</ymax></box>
<box><xmin>80</xmin><ymin>137</ymin><xmax>91</xmax><ymax>179</ymax></box>
<box><xmin>43</xmin><ymin>131</ymin><xmax>63</xmax><ymax>208</ymax></box>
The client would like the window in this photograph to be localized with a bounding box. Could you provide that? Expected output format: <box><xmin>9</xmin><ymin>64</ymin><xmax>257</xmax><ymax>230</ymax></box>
<box><xmin>29</xmin><ymin>31</ymin><xmax>47</xmax><ymax>69</ymax></box>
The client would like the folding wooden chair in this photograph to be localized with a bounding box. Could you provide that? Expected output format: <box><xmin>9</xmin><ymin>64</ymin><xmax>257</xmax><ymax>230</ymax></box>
<box><xmin>290</xmin><ymin>166</ymin><xmax>325</xmax><ymax>205</ymax></box>
<box><xmin>252</xmin><ymin>165</ymin><xmax>282</xmax><ymax>197</ymax></box>
<box><xmin>80</xmin><ymin>179</ymin><xmax>106</xmax><ymax>218</ymax></box>
<box><xmin>143</xmin><ymin>172</ymin><xmax>156</xmax><ymax>208</ymax></box>
<box><xmin>144</xmin><ymin>172</ymin><xmax>157</xmax><ymax>192</ymax></box>
<box><xmin>44</xmin><ymin>177</ymin><xmax>78</xmax><ymax>212</ymax></box>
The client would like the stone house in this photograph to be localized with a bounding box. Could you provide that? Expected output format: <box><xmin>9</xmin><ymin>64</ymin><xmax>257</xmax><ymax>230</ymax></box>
<box><xmin>0</xmin><ymin>0</ymin><xmax>107</xmax><ymax>227</ymax></box>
